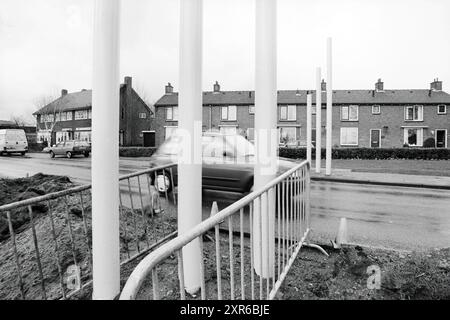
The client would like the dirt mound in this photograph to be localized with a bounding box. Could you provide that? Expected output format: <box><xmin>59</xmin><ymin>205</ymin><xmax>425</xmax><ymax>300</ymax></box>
<box><xmin>0</xmin><ymin>174</ymin><xmax>73</xmax><ymax>242</ymax></box>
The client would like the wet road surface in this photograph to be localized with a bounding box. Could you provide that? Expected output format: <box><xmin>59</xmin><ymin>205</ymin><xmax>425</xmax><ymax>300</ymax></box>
<box><xmin>1</xmin><ymin>153</ymin><xmax>449</xmax><ymax>250</ymax></box>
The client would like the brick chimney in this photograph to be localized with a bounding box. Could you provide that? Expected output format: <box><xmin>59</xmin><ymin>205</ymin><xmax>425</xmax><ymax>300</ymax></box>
<box><xmin>321</xmin><ymin>79</ymin><xmax>326</xmax><ymax>92</ymax></box>
<box><xmin>165</xmin><ymin>83</ymin><xmax>174</xmax><ymax>95</ymax></box>
<box><xmin>430</xmin><ymin>78</ymin><xmax>442</xmax><ymax>91</ymax></box>
<box><xmin>61</xmin><ymin>89</ymin><xmax>68</xmax><ymax>97</ymax></box>
<box><xmin>124</xmin><ymin>76</ymin><xmax>132</xmax><ymax>88</ymax></box>
<box><xmin>213</xmin><ymin>81</ymin><xmax>220</xmax><ymax>93</ymax></box>
<box><xmin>375</xmin><ymin>79</ymin><xmax>384</xmax><ymax>92</ymax></box>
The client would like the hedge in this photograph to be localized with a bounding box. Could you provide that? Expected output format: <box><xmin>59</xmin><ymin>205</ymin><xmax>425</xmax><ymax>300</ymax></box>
<box><xmin>119</xmin><ymin>147</ymin><xmax>157</xmax><ymax>157</ymax></box>
<box><xmin>278</xmin><ymin>147</ymin><xmax>450</xmax><ymax>160</ymax></box>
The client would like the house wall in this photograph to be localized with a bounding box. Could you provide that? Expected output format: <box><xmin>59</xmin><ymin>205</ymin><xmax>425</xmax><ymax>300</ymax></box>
<box><xmin>153</xmin><ymin>103</ymin><xmax>450</xmax><ymax>148</ymax></box>
<box><xmin>36</xmin><ymin>80</ymin><xmax>152</xmax><ymax>146</ymax></box>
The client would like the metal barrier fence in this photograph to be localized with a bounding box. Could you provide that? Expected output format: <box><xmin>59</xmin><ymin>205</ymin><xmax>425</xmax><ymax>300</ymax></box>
<box><xmin>0</xmin><ymin>164</ymin><xmax>177</xmax><ymax>300</ymax></box>
<box><xmin>120</xmin><ymin>161</ymin><xmax>310</xmax><ymax>300</ymax></box>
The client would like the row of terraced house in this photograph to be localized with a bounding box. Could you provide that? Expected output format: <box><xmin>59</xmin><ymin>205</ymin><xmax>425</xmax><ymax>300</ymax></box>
<box><xmin>153</xmin><ymin>78</ymin><xmax>450</xmax><ymax>149</ymax></box>
<box><xmin>34</xmin><ymin>77</ymin><xmax>450</xmax><ymax>149</ymax></box>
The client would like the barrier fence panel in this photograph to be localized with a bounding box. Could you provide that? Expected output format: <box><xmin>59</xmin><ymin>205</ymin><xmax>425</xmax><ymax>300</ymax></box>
<box><xmin>0</xmin><ymin>164</ymin><xmax>177</xmax><ymax>300</ymax></box>
<box><xmin>120</xmin><ymin>160</ymin><xmax>311</xmax><ymax>300</ymax></box>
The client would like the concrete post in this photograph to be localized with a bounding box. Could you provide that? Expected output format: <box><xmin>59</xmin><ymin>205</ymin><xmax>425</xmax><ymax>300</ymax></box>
<box><xmin>178</xmin><ymin>0</ymin><xmax>203</xmax><ymax>294</ymax></box>
<box><xmin>91</xmin><ymin>0</ymin><xmax>121</xmax><ymax>300</ymax></box>
<box><xmin>306</xmin><ymin>93</ymin><xmax>312</xmax><ymax>164</ymax></box>
<box><xmin>326</xmin><ymin>38</ymin><xmax>333</xmax><ymax>176</ymax></box>
<box><xmin>315</xmin><ymin>67</ymin><xmax>322</xmax><ymax>173</ymax></box>
<box><xmin>253</xmin><ymin>0</ymin><xmax>277</xmax><ymax>278</ymax></box>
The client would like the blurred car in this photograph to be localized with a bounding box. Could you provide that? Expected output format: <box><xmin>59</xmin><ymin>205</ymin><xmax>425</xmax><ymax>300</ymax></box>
<box><xmin>149</xmin><ymin>132</ymin><xmax>299</xmax><ymax>195</ymax></box>
<box><xmin>48</xmin><ymin>140</ymin><xmax>91</xmax><ymax>159</ymax></box>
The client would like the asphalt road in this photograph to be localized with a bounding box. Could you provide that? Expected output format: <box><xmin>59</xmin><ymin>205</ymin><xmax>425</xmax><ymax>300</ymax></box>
<box><xmin>1</xmin><ymin>153</ymin><xmax>449</xmax><ymax>251</ymax></box>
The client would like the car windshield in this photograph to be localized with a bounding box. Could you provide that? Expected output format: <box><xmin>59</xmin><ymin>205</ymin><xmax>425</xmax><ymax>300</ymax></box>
<box><xmin>224</xmin><ymin>134</ymin><xmax>255</xmax><ymax>157</ymax></box>
<box><xmin>156</xmin><ymin>134</ymin><xmax>255</xmax><ymax>158</ymax></box>
<box><xmin>75</xmin><ymin>141</ymin><xmax>90</xmax><ymax>146</ymax></box>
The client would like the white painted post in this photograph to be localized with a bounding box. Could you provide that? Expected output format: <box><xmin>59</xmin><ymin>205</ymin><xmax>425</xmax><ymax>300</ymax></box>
<box><xmin>253</xmin><ymin>0</ymin><xmax>277</xmax><ymax>278</ymax></box>
<box><xmin>315</xmin><ymin>68</ymin><xmax>322</xmax><ymax>174</ymax></box>
<box><xmin>178</xmin><ymin>0</ymin><xmax>203</xmax><ymax>294</ymax></box>
<box><xmin>91</xmin><ymin>0</ymin><xmax>120</xmax><ymax>300</ymax></box>
<box><xmin>326</xmin><ymin>38</ymin><xmax>333</xmax><ymax>176</ymax></box>
<box><xmin>306</xmin><ymin>94</ymin><xmax>312</xmax><ymax>164</ymax></box>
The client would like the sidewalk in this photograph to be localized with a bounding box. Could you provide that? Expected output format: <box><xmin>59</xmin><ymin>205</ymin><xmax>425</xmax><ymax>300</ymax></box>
<box><xmin>311</xmin><ymin>167</ymin><xmax>450</xmax><ymax>190</ymax></box>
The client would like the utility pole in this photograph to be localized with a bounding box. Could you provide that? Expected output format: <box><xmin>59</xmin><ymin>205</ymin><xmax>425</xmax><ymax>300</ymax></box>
<box><xmin>306</xmin><ymin>93</ymin><xmax>312</xmax><ymax>164</ymax></box>
<box><xmin>254</xmin><ymin>0</ymin><xmax>277</xmax><ymax>277</ymax></box>
<box><xmin>178</xmin><ymin>0</ymin><xmax>203</xmax><ymax>294</ymax></box>
<box><xmin>91</xmin><ymin>0</ymin><xmax>121</xmax><ymax>299</ymax></box>
<box><xmin>315</xmin><ymin>68</ymin><xmax>322</xmax><ymax>174</ymax></box>
<box><xmin>326</xmin><ymin>37</ymin><xmax>333</xmax><ymax>176</ymax></box>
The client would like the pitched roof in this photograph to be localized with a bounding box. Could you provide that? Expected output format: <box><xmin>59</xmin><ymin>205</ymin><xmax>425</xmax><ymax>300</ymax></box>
<box><xmin>33</xmin><ymin>90</ymin><xmax>93</xmax><ymax>115</ymax></box>
<box><xmin>154</xmin><ymin>89</ymin><xmax>450</xmax><ymax>106</ymax></box>
<box><xmin>33</xmin><ymin>85</ymin><xmax>153</xmax><ymax>115</ymax></box>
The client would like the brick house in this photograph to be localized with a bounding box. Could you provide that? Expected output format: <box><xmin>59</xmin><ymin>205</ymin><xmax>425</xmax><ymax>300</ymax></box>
<box><xmin>33</xmin><ymin>77</ymin><xmax>155</xmax><ymax>147</ymax></box>
<box><xmin>153</xmin><ymin>79</ymin><xmax>450</xmax><ymax>149</ymax></box>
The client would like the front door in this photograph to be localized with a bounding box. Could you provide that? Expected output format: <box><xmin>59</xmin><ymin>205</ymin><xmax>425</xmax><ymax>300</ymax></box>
<box><xmin>436</xmin><ymin>130</ymin><xmax>447</xmax><ymax>148</ymax></box>
<box><xmin>370</xmin><ymin>129</ymin><xmax>381</xmax><ymax>148</ymax></box>
<box><xmin>143</xmin><ymin>131</ymin><xmax>155</xmax><ymax>147</ymax></box>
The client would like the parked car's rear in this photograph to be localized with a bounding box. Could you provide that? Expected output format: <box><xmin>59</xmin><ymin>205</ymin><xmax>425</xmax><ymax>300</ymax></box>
<box><xmin>0</xmin><ymin>129</ymin><xmax>28</xmax><ymax>156</ymax></box>
<box><xmin>49</xmin><ymin>140</ymin><xmax>91</xmax><ymax>158</ymax></box>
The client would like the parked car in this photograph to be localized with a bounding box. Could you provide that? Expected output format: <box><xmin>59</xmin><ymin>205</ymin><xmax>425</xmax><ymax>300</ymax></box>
<box><xmin>149</xmin><ymin>132</ymin><xmax>299</xmax><ymax>195</ymax></box>
<box><xmin>0</xmin><ymin>129</ymin><xmax>28</xmax><ymax>156</ymax></box>
<box><xmin>48</xmin><ymin>140</ymin><xmax>91</xmax><ymax>159</ymax></box>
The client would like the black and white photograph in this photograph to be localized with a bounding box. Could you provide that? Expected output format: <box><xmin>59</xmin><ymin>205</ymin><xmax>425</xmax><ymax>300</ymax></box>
<box><xmin>0</xmin><ymin>0</ymin><xmax>449</xmax><ymax>309</ymax></box>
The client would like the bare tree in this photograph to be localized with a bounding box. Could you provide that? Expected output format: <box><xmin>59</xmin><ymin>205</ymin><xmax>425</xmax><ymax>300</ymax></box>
<box><xmin>134</xmin><ymin>83</ymin><xmax>156</xmax><ymax>116</ymax></box>
<box><xmin>9</xmin><ymin>115</ymin><xmax>29</xmax><ymax>127</ymax></box>
<box><xmin>33</xmin><ymin>93</ymin><xmax>65</xmax><ymax>145</ymax></box>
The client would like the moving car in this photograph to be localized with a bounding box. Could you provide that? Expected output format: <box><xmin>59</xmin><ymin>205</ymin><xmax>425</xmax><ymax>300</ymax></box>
<box><xmin>149</xmin><ymin>132</ymin><xmax>299</xmax><ymax>195</ymax></box>
<box><xmin>0</xmin><ymin>129</ymin><xmax>28</xmax><ymax>156</ymax></box>
<box><xmin>48</xmin><ymin>140</ymin><xmax>91</xmax><ymax>159</ymax></box>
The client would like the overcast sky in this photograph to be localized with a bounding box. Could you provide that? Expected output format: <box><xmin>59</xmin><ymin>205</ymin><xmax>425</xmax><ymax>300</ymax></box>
<box><xmin>1</xmin><ymin>0</ymin><xmax>449</xmax><ymax>123</ymax></box>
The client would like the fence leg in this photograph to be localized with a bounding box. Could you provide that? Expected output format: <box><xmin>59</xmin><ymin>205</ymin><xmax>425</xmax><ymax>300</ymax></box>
<box><xmin>91</xmin><ymin>0</ymin><xmax>121</xmax><ymax>300</ymax></box>
<box><xmin>315</xmin><ymin>67</ymin><xmax>322</xmax><ymax>174</ymax></box>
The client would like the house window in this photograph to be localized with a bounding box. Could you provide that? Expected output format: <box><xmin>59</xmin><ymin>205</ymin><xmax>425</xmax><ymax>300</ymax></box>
<box><xmin>403</xmin><ymin>128</ymin><xmax>423</xmax><ymax>147</ymax></box>
<box><xmin>88</xmin><ymin>109</ymin><xmax>92</xmax><ymax>119</ymax></box>
<box><xmin>438</xmin><ymin>105</ymin><xmax>447</xmax><ymax>114</ymax></box>
<box><xmin>372</xmin><ymin>105</ymin><xmax>381</xmax><ymax>114</ymax></box>
<box><xmin>166</xmin><ymin>107</ymin><xmax>178</xmax><ymax>121</ymax></box>
<box><xmin>139</xmin><ymin>112</ymin><xmax>147</xmax><ymax>119</ymax></box>
<box><xmin>66</xmin><ymin>111</ymin><xmax>73</xmax><ymax>121</ymax></box>
<box><xmin>279</xmin><ymin>127</ymin><xmax>297</xmax><ymax>146</ymax></box>
<box><xmin>404</xmin><ymin>105</ymin><xmax>423</xmax><ymax>121</ymax></box>
<box><xmin>341</xmin><ymin>105</ymin><xmax>358</xmax><ymax>121</ymax></box>
<box><xmin>165</xmin><ymin>126</ymin><xmax>178</xmax><ymax>140</ymax></box>
<box><xmin>60</xmin><ymin>112</ymin><xmax>67</xmax><ymax>122</ymax></box>
<box><xmin>75</xmin><ymin>110</ymin><xmax>88</xmax><ymax>120</ymax></box>
<box><xmin>249</xmin><ymin>105</ymin><xmax>255</xmax><ymax>114</ymax></box>
<box><xmin>340</xmin><ymin>127</ymin><xmax>358</xmax><ymax>146</ymax></box>
<box><xmin>279</xmin><ymin>105</ymin><xmax>296</xmax><ymax>121</ymax></box>
<box><xmin>221</xmin><ymin>106</ymin><xmax>237</xmax><ymax>121</ymax></box>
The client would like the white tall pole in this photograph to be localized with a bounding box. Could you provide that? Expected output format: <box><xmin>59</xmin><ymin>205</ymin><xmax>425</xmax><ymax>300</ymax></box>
<box><xmin>315</xmin><ymin>68</ymin><xmax>322</xmax><ymax>174</ymax></box>
<box><xmin>326</xmin><ymin>38</ymin><xmax>333</xmax><ymax>176</ymax></box>
<box><xmin>91</xmin><ymin>0</ymin><xmax>121</xmax><ymax>300</ymax></box>
<box><xmin>306</xmin><ymin>93</ymin><xmax>312</xmax><ymax>164</ymax></box>
<box><xmin>254</xmin><ymin>0</ymin><xmax>277</xmax><ymax>277</ymax></box>
<box><xmin>178</xmin><ymin>0</ymin><xmax>203</xmax><ymax>294</ymax></box>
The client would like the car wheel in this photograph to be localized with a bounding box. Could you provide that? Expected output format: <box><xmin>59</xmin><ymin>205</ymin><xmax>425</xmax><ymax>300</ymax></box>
<box><xmin>50</xmin><ymin>151</ymin><xmax>55</xmax><ymax>158</ymax></box>
<box><xmin>20</xmin><ymin>152</ymin><xmax>25</xmax><ymax>156</ymax></box>
<box><xmin>84</xmin><ymin>152</ymin><xmax>90</xmax><ymax>158</ymax></box>
<box><xmin>66</xmin><ymin>151</ymin><xmax>72</xmax><ymax>159</ymax></box>
<box><xmin>154</xmin><ymin>172</ymin><xmax>172</xmax><ymax>195</ymax></box>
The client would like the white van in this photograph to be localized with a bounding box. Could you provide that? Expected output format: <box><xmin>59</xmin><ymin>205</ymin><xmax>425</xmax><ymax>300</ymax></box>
<box><xmin>0</xmin><ymin>129</ymin><xmax>28</xmax><ymax>156</ymax></box>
